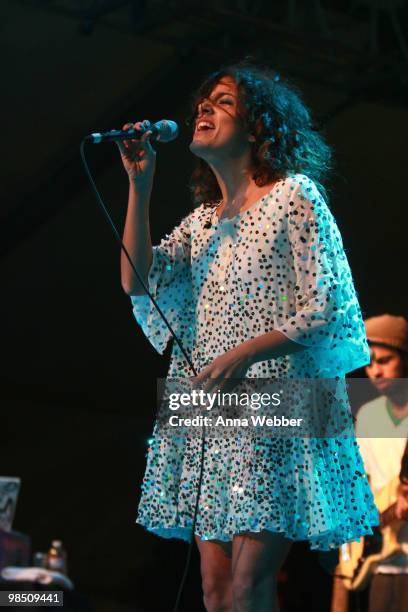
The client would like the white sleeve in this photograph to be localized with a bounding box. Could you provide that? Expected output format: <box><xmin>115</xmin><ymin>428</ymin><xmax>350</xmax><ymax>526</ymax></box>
<box><xmin>130</xmin><ymin>212</ymin><xmax>194</xmax><ymax>355</ymax></box>
<box><xmin>275</xmin><ymin>176</ymin><xmax>370</xmax><ymax>376</ymax></box>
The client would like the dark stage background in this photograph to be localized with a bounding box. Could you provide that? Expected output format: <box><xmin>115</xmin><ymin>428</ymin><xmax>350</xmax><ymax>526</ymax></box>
<box><xmin>1</xmin><ymin>1</ymin><xmax>408</xmax><ymax>610</ymax></box>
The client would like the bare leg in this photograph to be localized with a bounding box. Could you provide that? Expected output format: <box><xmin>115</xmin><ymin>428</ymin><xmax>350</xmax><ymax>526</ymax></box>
<box><xmin>231</xmin><ymin>531</ymin><xmax>292</xmax><ymax>612</ymax></box>
<box><xmin>196</xmin><ymin>536</ymin><xmax>233</xmax><ymax>612</ymax></box>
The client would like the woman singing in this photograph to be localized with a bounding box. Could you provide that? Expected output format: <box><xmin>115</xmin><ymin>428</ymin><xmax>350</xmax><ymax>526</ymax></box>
<box><xmin>118</xmin><ymin>63</ymin><xmax>378</xmax><ymax>612</ymax></box>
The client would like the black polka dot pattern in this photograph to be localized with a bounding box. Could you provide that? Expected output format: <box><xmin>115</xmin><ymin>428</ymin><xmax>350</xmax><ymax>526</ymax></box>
<box><xmin>130</xmin><ymin>174</ymin><xmax>379</xmax><ymax>550</ymax></box>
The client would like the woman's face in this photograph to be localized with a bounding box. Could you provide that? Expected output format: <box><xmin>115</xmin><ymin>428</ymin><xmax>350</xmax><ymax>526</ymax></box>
<box><xmin>189</xmin><ymin>76</ymin><xmax>252</xmax><ymax>162</ymax></box>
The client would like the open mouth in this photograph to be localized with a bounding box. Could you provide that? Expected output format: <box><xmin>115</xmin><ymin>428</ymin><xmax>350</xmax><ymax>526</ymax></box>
<box><xmin>196</xmin><ymin>120</ymin><xmax>215</xmax><ymax>131</ymax></box>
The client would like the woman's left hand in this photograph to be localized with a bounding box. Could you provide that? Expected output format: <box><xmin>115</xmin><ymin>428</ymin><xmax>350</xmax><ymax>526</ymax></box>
<box><xmin>192</xmin><ymin>343</ymin><xmax>254</xmax><ymax>393</ymax></box>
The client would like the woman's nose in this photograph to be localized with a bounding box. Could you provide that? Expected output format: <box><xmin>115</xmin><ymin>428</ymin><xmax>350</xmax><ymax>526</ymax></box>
<box><xmin>199</xmin><ymin>98</ymin><xmax>214</xmax><ymax>114</ymax></box>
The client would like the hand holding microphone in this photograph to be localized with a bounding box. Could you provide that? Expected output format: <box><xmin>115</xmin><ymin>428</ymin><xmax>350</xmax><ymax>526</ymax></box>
<box><xmin>115</xmin><ymin>119</ymin><xmax>157</xmax><ymax>185</ymax></box>
<box><xmin>86</xmin><ymin>118</ymin><xmax>179</xmax><ymax>186</ymax></box>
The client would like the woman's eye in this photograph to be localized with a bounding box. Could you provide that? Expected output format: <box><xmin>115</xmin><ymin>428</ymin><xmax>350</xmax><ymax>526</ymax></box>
<box><xmin>219</xmin><ymin>98</ymin><xmax>233</xmax><ymax>105</ymax></box>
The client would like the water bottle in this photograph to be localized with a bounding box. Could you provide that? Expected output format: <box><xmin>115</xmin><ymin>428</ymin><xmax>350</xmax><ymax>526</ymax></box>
<box><xmin>47</xmin><ymin>540</ymin><xmax>68</xmax><ymax>575</ymax></box>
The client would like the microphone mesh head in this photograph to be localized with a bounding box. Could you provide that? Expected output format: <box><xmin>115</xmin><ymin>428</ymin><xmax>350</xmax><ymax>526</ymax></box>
<box><xmin>157</xmin><ymin>120</ymin><xmax>179</xmax><ymax>143</ymax></box>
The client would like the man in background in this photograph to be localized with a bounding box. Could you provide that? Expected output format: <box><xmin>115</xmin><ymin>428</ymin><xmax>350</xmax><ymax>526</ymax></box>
<box><xmin>355</xmin><ymin>314</ymin><xmax>408</xmax><ymax>611</ymax></box>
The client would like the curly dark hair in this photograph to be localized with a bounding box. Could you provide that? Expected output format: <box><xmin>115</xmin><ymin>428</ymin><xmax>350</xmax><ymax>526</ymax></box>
<box><xmin>188</xmin><ymin>62</ymin><xmax>332</xmax><ymax>205</ymax></box>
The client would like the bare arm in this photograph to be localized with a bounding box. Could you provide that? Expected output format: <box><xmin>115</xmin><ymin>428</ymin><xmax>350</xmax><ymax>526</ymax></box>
<box><xmin>121</xmin><ymin>180</ymin><xmax>153</xmax><ymax>295</ymax></box>
<box><xmin>116</xmin><ymin>120</ymin><xmax>157</xmax><ymax>295</ymax></box>
<box><xmin>193</xmin><ymin>330</ymin><xmax>305</xmax><ymax>391</ymax></box>
<box><xmin>244</xmin><ymin>329</ymin><xmax>305</xmax><ymax>364</ymax></box>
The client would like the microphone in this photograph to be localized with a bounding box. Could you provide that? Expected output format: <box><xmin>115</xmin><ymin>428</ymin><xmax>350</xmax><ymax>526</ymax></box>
<box><xmin>86</xmin><ymin>119</ymin><xmax>179</xmax><ymax>144</ymax></box>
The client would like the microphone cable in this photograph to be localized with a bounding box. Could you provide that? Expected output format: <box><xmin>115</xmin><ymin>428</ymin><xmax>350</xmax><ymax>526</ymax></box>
<box><xmin>80</xmin><ymin>138</ymin><xmax>206</xmax><ymax>612</ymax></box>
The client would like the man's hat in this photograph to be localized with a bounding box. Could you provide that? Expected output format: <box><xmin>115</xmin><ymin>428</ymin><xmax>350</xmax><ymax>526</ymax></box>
<box><xmin>365</xmin><ymin>314</ymin><xmax>408</xmax><ymax>353</ymax></box>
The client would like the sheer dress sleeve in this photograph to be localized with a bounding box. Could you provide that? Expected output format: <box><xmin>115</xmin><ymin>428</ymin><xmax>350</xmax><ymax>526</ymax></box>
<box><xmin>130</xmin><ymin>212</ymin><xmax>194</xmax><ymax>355</ymax></box>
<box><xmin>275</xmin><ymin>177</ymin><xmax>370</xmax><ymax>376</ymax></box>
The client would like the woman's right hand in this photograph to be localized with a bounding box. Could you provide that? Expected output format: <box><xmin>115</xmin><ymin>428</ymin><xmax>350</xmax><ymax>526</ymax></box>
<box><xmin>116</xmin><ymin>119</ymin><xmax>156</xmax><ymax>187</ymax></box>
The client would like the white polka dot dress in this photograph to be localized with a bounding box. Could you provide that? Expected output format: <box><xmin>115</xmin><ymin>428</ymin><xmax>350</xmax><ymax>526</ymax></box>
<box><xmin>130</xmin><ymin>174</ymin><xmax>378</xmax><ymax>549</ymax></box>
